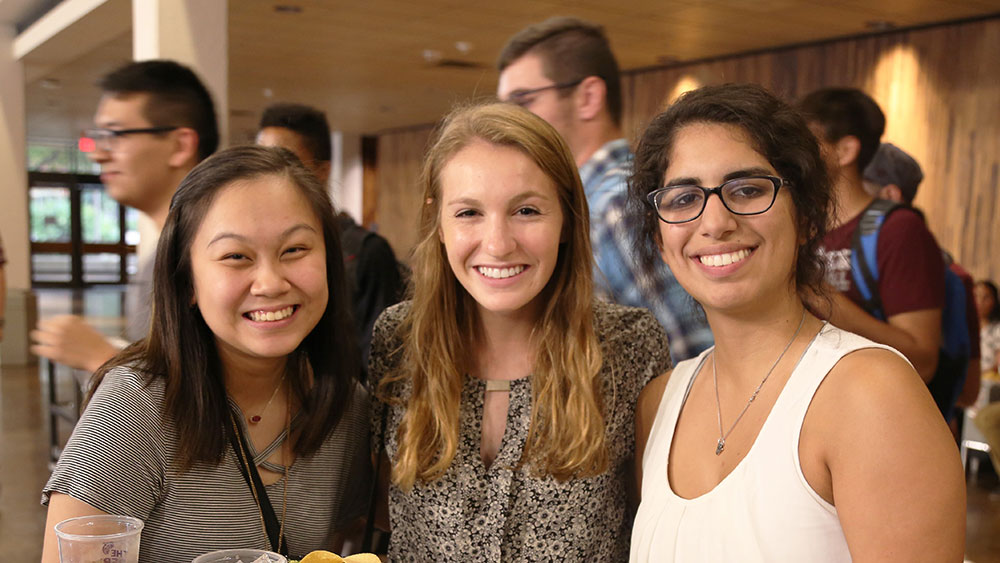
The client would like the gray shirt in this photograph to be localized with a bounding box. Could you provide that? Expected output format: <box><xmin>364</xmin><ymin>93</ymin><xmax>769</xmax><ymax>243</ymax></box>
<box><xmin>43</xmin><ymin>367</ymin><xmax>371</xmax><ymax>561</ymax></box>
<box><xmin>124</xmin><ymin>254</ymin><xmax>154</xmax><ymax>343</ymax></box>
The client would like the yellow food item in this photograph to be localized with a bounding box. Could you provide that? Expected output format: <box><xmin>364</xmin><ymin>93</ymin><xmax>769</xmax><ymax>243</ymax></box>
<box><xmin>299</xmin><ymin>551</ymin><xmax>381</xmax><ymax>563</ymax></box>
<box><xmin>299</xmin><ymin>551</ymin><xmax>345</xmax><ymax>563</ymax></box>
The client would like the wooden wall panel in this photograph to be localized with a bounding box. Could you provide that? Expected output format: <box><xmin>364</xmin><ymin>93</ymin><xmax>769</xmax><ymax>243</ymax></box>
<box><xmin>374</xmin><ymin>127</ymin><xmax>434</xmax><ymax>262</ymax></box>
<box><xmin>375</xmin><ymin>16</ymin><xmax>1000</xmax><ymax>281</ymax></box>
<box><xmin>622</xmin><ymin>17</ymin><xmax>1000</xmax><ymax>281</ymax></box>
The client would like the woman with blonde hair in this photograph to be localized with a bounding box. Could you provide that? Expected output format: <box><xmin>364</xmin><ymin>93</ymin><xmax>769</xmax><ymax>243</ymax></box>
<box><xmin>369</xmin><ymin>102</ymin><xmax>670</xmax><ymax>560</ymax></box>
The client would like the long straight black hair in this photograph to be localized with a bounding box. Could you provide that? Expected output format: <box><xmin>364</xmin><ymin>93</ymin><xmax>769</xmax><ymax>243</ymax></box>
<box><xmin>90</xmin><ymin>145</ymin><xmax>360</xmax><ymax>469</ymax></box>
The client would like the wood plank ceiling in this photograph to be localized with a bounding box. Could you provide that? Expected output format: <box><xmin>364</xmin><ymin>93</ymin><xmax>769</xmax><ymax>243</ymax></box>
<box><xmin>23</xmin><ymin>0</ymin><xmax>1000</xmax><ymax>141</ymax></box>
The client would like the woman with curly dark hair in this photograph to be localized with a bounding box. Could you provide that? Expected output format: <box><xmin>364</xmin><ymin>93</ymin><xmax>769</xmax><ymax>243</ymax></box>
<box><xmin>629</xmin><ymin>84</ymin><xmax>964</xmax><ymax>562</ymax></box>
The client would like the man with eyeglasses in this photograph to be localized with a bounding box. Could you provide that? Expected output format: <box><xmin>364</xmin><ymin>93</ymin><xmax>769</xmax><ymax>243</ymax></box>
<box><xmin>497</xmin><ymin>17</ymin><xmax>712</xmax><ymax>362</ymax></box>
<box><xmin>31</xmin><ymin>60</ymin><xmax>218</xmax><ymax>373</ymax></box>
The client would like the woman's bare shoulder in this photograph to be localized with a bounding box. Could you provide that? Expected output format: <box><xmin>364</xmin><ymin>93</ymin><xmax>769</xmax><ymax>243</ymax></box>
<box><xmin>638</xmin><ymin>369</ymin><xmax>673</xmax><ymax>420</ymax></box>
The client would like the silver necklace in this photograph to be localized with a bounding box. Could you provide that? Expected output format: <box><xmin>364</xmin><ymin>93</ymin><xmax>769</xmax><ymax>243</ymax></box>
<box><xmin>712</xmin><ymin>310</ymin><xmax>806</xmax><ymax>455</ymax></box>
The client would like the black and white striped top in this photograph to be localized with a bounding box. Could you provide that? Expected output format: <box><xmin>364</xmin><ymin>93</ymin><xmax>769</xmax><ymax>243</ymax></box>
<box><xmin>43</xmin><ymin>366</ymin><xmax>371</xmax><ymax>562</ymax></box>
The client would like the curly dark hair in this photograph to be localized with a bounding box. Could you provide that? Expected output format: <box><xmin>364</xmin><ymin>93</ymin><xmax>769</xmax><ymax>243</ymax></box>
<box><xmin>627</xmin><ymin>83</ymin><xmax>833</xmax><ymax>301</ymax></box>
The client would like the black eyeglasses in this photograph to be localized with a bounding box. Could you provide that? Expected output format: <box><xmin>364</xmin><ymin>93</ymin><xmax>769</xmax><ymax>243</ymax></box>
<box><xmin>504</xmin><ymin>79</ymin><xmax>584</xmax><ymax>107</ymax></box>
<box><xmin>84</xmin><ymin>126</ymin><xmax>179</xmax><ymax>151</ymax></box>
<box><xmin>646</xmin><ymin>175</ymin><xmax>789</xmax><ymax>224</ymax></box>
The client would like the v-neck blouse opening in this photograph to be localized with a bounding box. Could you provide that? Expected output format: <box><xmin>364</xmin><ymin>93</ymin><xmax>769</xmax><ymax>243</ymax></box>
<box><xmin>664</xmin><ymin>323</ymin><xmax>828</xmax><ymax>505</ymax></box>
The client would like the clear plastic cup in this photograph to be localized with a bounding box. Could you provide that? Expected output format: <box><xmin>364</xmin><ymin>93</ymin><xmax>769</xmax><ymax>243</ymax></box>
<box><xmin>54</xmin><ymin>514</ymin><xmax>143</xmax><ymax>563</ymax></box>
<box><xmin>191</xmin><ymin>549</ymin><xmax>287</xmax><ymax>563</ymax></box>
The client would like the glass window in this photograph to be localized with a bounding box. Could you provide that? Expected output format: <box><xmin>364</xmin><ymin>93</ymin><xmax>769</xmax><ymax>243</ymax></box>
<box><xmin>27</xmin><ymin>139</ymin><xmax>100</xmax><ymax>174</ymax></box>
<box><xmin>124</xmin><ymin>207</ymin><xmax>140</xmax><ymax>247</ymax></box>
<box><xmin>81</xmin><ymin>184</ymin><xmax>121</xmax><ymax>244</ymax></box>
<box><xmin>83</xmin><ymin>253</ymin><xmax>122</xmax><ymax>283</ymax></box>
<box><xmin>30</xmin><ymin>186</ymin><xmax>71</xmax><ymax>243</ymax></box>
<box><xmin>126</xmin><ymin>252</ymin><xmax>139</xmax><ymax>277</ymax></box>
<box><xmin>32</xmin><ymin>253</ymin><xmax>72</xmax><ymax>283</ymax></box>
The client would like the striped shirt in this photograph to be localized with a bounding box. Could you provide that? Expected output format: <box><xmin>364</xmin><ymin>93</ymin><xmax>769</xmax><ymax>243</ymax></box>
<box><xmin>43</xmin><ymin>366</ymin><xmax>371</xmax><ymax>562</ymax></box>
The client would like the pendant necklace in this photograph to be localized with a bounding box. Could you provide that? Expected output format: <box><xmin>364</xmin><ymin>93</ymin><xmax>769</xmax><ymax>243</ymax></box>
<box><xmin>248</xmin><ymin>373</ymin><xmax>286</xmax><ymax>425</ymax></box>
<box><xmin>713</xmin><ymin>310</ymin><xmax>806</xmax><ymax>455</ymax></box>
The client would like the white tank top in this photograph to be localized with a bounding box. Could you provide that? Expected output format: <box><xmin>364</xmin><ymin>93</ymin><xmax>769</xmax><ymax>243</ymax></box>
<box><xmin>631</xmin><ymin>324</ymin><xmax>898</xmax><ymax>562</ymax></box>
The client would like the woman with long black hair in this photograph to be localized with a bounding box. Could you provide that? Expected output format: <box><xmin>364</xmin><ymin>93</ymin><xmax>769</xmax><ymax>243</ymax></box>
<box><xmin>42</xmin><ymin>146</ymin><xmax>370</xmax><ymax>562</ymax></box>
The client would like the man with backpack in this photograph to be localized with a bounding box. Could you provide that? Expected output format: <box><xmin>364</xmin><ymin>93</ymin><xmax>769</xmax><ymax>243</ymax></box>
<box><xmin>799</xmin><ymin>88</ymin><xmax>947</xmax><ymax>405</ymax></box>
<box><xmin>862</xmin><ymin>142</ymin><xmax>980</xmax><ymax>419</ymax></box>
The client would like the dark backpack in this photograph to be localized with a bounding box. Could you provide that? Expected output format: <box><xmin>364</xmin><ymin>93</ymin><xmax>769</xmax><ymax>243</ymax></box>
<box><xmin>850</xmin><ymin>199</ymin><xmax>971</xmax><ymax>421</ymax></box>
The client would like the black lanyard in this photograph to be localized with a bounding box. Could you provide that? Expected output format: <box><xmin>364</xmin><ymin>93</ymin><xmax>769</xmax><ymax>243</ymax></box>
<box><xmin>227</xmin><ymin>415</ymin><xmax>289</xmax><ymax>556</ymax></box>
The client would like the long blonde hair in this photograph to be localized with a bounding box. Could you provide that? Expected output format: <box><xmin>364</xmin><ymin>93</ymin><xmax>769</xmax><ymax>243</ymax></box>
<box><xmin>379</xmin><ymin>102</ymin><xmax>605</xmax><ymax>490</ymax></box>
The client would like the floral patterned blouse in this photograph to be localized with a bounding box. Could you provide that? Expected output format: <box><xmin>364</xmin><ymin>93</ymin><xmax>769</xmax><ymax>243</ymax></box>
<box><xmin>981</xmin><ymin>321</ymin><xmax>1000</xmax><ymax>373</ymax></box>
<box><xmin>370</xmin><ymin>300</ymin><xmax>672</xmax><ymax>562</ymax></box>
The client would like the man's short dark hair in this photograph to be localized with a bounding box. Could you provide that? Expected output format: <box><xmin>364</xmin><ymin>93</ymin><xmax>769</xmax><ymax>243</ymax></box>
<box><xmin>798</xmin><ymin>87</ymin><xmax>885</xmax><ymax>172</ymax></box>
<box><xmin>98</xmin><ymin>60</ymin><xmax>219</xmax><ymax>161</ymax></box>
<box><xmin>258</xmin><ymin>103</ymin><xmax>332</xmax><ymax>163</ymax></box>
<box><xmin>498</xmin><ymin>17</ymin><xmax>622</xmax><ymax>126</ymax></box>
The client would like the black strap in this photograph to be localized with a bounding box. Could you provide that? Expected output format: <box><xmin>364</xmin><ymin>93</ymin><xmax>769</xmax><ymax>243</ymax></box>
<box><xmin>227</xmin><ymin>417</ymin><xmax>289</xmax><ymax>555</ymax></box>
<box><xmin>361</xmin><ymin>403</ymin><xmax>389</xmax><ymax>552</ymax></box>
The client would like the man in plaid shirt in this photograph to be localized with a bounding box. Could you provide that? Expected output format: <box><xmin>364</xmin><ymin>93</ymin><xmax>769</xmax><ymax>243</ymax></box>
<box><xmin>497</xmin><ymin>17</ymin><xmax>712</xmax><ymax>361</ymax></box>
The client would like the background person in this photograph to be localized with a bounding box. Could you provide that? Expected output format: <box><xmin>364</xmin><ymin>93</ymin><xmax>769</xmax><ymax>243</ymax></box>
<box><xmin>370</xmin><ymin>103</ymin><xmax>670</xmax><ymax>560</ymax></box>
<box><xmin>975</xmin><ymin>280</ymin><xmax>1000</xmax><ymax>376</ymax></box>
<box><xmin>862</xmin><ymin>141</ymin><xmax>980</xmax><ymax>417</ymax></box>
<box><xmin>31</xmin><ymin>60</ymin><xmax>218</xmax><ymax>373</ymax></box>
<box><xmin>256</xmin><ymin>102</ymin><xmax>403</xmax><ymax>371</ymax></box>
<box><xmin>629</xmin><ymin>83</ymin><xmax>964</xmax><ymax>562</ymax></box>
<box><xmin>41</xmin><ymin>146</ymin><xmax>370</xmax><ymax>562</ymax></box>
<box><xmin>799</xmin><ymin>88</ymin><xmax>945</xmax><ymax>384</ymax></box>
<box><xmin>497</xmin><ymin>16</ymin><xmax>711</xmax><ymax>362</ymax></box>
<box><xmin>973</xmin><ymin>280</ymin><xmax>1000</xmax><ymax>480</ymax></box>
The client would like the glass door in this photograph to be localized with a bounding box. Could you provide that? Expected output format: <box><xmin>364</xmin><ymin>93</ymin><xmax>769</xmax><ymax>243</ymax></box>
<box><xmin>29</xmin><ymin>172</ymin><xmax>137</xmax><ymax>287</ymax></box>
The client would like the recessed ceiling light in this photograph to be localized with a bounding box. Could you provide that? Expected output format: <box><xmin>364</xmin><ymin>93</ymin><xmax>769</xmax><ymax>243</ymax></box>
<box><xmin>422</xmin><ymin>49</ymin><xmax>443</xmax><ymax>63</ymax></box>
<box><xmin>274</xmin><ymin>5</ymin><xmax>303</xmax><ymax>14</ymax></box>
<box><xmin>455</xmin><ymin>41</ymin><xmax>472</xmax><ymax>54</ymax></box>
<box><xmin>262</xmin><ymin>88</ymin><xmax>274</xmax><ymax>98</ymax></box>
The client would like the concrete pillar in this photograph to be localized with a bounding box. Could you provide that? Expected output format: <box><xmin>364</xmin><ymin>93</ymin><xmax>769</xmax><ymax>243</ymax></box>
<box><xmin>331</xmin><ymin>131</ymin><xmax>364</xmax><ymax>222</ymax></box>
<box><xmin>131</xmin><ymin>0</ymin><xmax>228</xmax><ymax>259</ymax></box>
<box><xmin>0</xmin><ymin>24</ymin><xmax>35</xmax><ymax>365</ymax></box>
